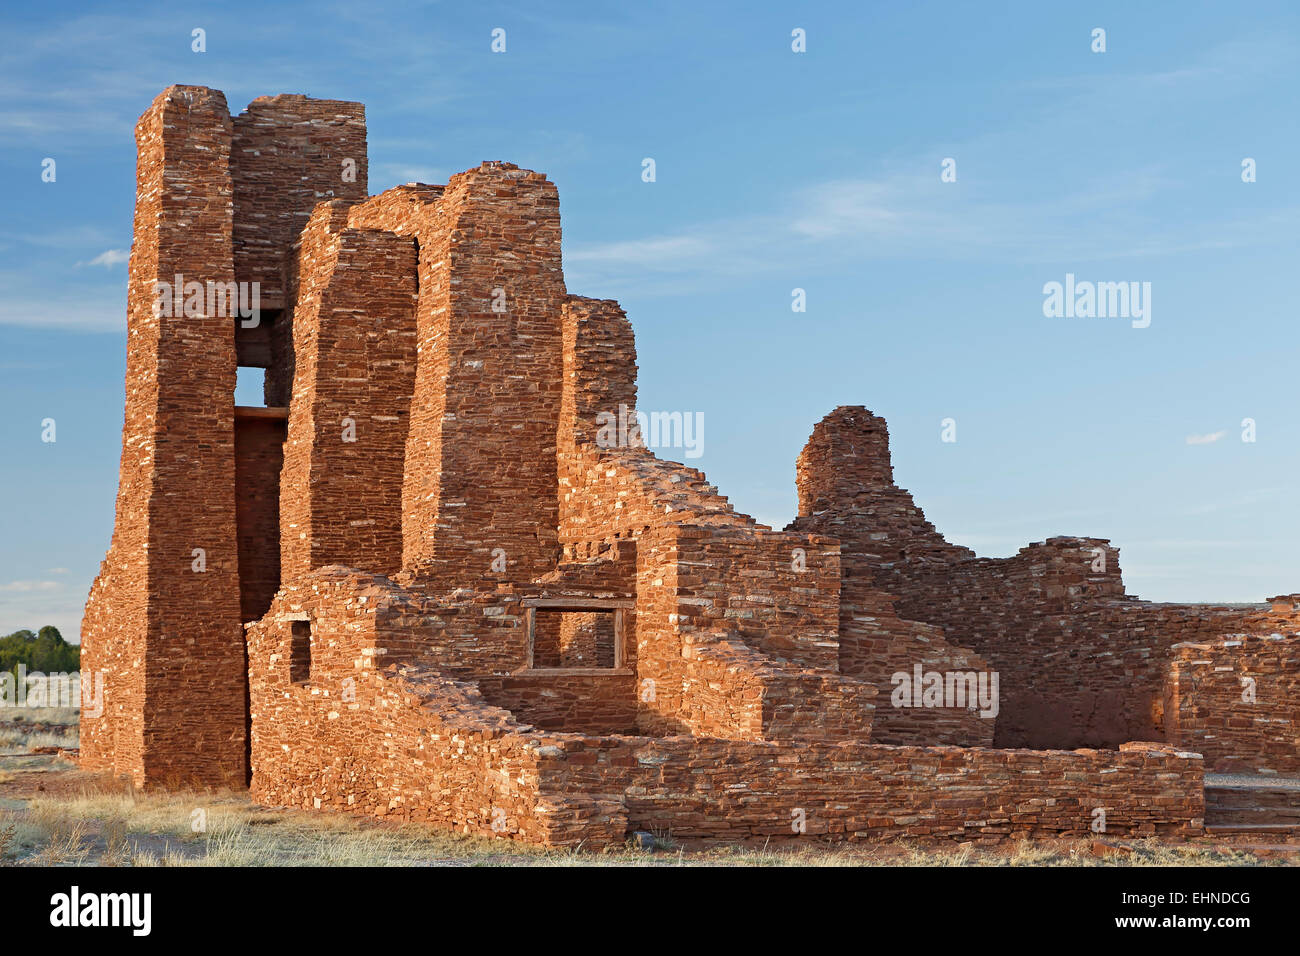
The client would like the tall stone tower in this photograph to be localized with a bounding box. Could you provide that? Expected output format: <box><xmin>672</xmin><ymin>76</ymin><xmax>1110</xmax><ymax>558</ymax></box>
<box><xmin>80</xmin><ymin>86</ymin><xmax>368</xmax><ymax>787</ymax></box>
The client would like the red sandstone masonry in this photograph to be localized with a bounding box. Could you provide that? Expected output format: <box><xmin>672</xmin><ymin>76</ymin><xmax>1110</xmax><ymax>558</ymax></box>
<box><xmin>88</xmin><ymin>86</ymin><xmax>1297</xmax><ymax>842</ymax></box>
<box><xmin>843</xmin><ymin>599</ymin><xmax>995</xmax><ymax>746</ymax></box>
<box><xmin>791</xmin><ymin>521</ymin><xmax>994</xmax><ymax>746</ymax></box>
<box><xmin>234</xmin><ymin>411</ymin><xmax>285</xmax><ymax>622</ymax></box>
<box><xmin>530</xmin><ymin>610</ymin><xmax>616</xmax><ymax>668</ymax></box>
<box><xmin>631</xmin><ymin>523</ymin><xmax>877</xmax><ymax>741</ymax></box>
<box><xmin>247</xmin><ymin>569</ymin><xmax>635</xmax><ymax>843</ymax></box>
<box><xmin>682</xmin><ymin>633</ymin><xmax>878</xmax><ymax>742</ymax></box>
<box><xmin>558</xmin><ymin>296</ymin><xmax>638</xmax><ymax>452</ymax></box>
<box><xmin>280</xmin><ymin>202</ymin><xmax>418</xmax><ymax>581</ymax></box>
<box><xmin>368</xmin><ymin>542</ymin><xmax>641</xmax><ymax>681</ymax></box>
<box><xmin>1166</xmin><ymin>628</ymin><xmax>1300</xmax><ymax>774</ymax></box>
<box><xmin>662</xmin><ymin>525</ymin><xmax>841</xmax><ymax>670</ymax></box>
<box><xmin>883</xmin><ymin>558</ymin><xmax>1256</xmax><ymax>748</ymax></box>
<box><xmin>401</xmin><ymin>163</ymin><xmax>567</xmax><ymax>585</ymax></box>
<box><xmin>247</xmin><ymin>605</ymin><xmax>592</xmax><ymax>843</ymax></box>
<box><xmin>247</xmin><ymin>568</ymin><xmax>1202</xmax><ymax>848</ymax></box>
<box><xmin>475</xmin><ymin>673</ymin><xmax>639</xmax><ymax>735</ymax></box>
<box><xmin>345</xmin><ymin>183</ymin><xmax>443</xmax><ymax>235</ymax></box>
<box><xmin>232</xmin><ymin>95</ymin><xmax>368</xmax><ymax>307</ymax></box>
<box><xmin>82</xmin><ymin>86</ymin><xmax>246</xmax><ymax>787</ymax></box>
<box><xmin>563</xmin><ymin>738</ymin><xmax>1205</xmax><ymax>845</ymax></box>
<box><xmin>557</xmin><ymin>294</ymin><xmax>755</xmax><ymax>551</ymax></box>
<box><xmin>785</xmin><ymin>415</ymin><xmax>995</xmax><ymax>745</ymax></box>
<box><xmin>559</xmin><ymin>446</ymin><xmax>756</xmax><ymax>549</ymax></box>
<box><xmin>789</xmin><ymin>406</ymin><xmax>1265</xmax><ymax>750</ymax></box>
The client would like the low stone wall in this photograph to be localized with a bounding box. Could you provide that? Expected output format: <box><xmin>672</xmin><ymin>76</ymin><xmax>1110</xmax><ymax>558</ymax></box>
<box><xmin>885</xmin><ymin>559</ymin><xmax>1255</xmax><ymax>749</ymax></box>
<box><xmin>545</xmin><ymin>737</ymin><xmax>1204</xmax><ymax>845</ymax></box>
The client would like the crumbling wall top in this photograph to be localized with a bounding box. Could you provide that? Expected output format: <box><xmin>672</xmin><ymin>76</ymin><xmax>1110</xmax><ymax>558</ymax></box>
<box><xmin>796</xmin><ymin>405</ymin><xmax>895</xmax><ymax>517</ymax></box>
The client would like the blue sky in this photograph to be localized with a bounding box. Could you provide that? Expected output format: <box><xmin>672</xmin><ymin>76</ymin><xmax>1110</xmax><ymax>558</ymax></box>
<box><xmin>3</xmin><ymin>1</ymin><xmax>1299</xmax><ymax>640</ymax></box>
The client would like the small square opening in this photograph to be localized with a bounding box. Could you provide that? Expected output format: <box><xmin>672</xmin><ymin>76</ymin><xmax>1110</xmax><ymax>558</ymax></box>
<box><xmin>530</xmin><ymin>609</ymin><xmax>618</xmax><ymax>669</ymax></box>
<box><xmin>289</xmin><ymin>619</ymin><xmax>311</xmax><ymax>685</ymax></box>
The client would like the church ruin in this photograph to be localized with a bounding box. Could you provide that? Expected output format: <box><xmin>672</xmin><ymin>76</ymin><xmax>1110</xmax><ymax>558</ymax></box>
<box><xmin>79</xmin><ymin>86</ymin><xmax>1300</xmax><ymax>847</ymax></box>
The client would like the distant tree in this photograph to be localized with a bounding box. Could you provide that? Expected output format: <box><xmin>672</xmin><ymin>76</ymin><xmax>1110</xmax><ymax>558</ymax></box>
<box><xmin>0</xmin><ymin>626</ymin><xmax>79</xmax><ymax>679</ymax></box>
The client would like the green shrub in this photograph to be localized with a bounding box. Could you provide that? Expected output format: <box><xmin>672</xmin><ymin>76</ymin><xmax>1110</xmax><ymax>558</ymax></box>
<box><xmin>0</xmin><ymin>626</ymin><xmax>80</xmax><ymax>678</ymax></box>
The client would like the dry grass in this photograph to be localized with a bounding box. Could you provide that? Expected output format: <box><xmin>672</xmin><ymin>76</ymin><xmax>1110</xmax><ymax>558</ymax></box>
<box><xmin>0</xmin><ymin>706</ymin><xmax>80</xmax><ymax>754</ymax></box>
<box><xmin>0</xmin><ymin>707</ymin><xmax>78</xmax><ymax>726</ymax></box>
<box><xmin>3</xmin><ymin>779</ymin><xmax>548</xmax><ymax>866</ymax></box>
<box><xmin>2</xmin><ymin>729</ymin><xmax>78</xmax><ymax>751</ymax></box>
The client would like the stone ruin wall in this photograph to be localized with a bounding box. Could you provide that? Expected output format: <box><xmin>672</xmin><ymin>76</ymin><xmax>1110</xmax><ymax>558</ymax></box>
<box><xmin>556</xmin><ymin>296</ymin><xmax>756</xmax><ymax>554</ymax></box>
<box><xmin>279</xmin><ymin>201</ymin><xmax>417</xmax><ymax>583</ymax></box>
<box><xmin>531</xmin><ymin>611</ymin><xmax>616</xmax><ymax>668</ymax></box>
<box><xmin>82</xmin><ymin>87</ymin><xmax>246</xmax><ymax>787</ymax></box>
<box><xmin>232</xmin><ymin>95</ymin><xmax>368</xmax><ymax>309</ymax></box>
<box><xmin>786</xmin><ymin>407</ymin><xmax>994</xmax><ymax>747</ymax></box>
<box><xmin>884</xmin><ymin>548</ymin><xmax>1253</xmax><ymax>748</ymax></box>
<box><xmin>233</xmin><ymin>409</ymin><xmax>287</xmax><ymax>624</ymax></box>
<box><xmin>789</xmin><ymin>406</ymin><xmax>1296</xmax><ymax>760</ymax></box>
<box><xmin>82</xmin><ymin>87</ymin><xmax>377</xmax><ymax>787</ymax></box>
<box><xmin>246</xmin><ymin>567</ymin><xmax>1204</xmax><ymax>848</ymax></box>
<box><xmin>1164</xmin><ymin>600</ymin><xmax>1300</xmax><ymax>775</ymax></box>
<box><xmin>398</xmin><ymin>164</ymin><xmax>567</xmax><ymax>587</ymax></box>
<box><xmin>629</xmin><ymin>523</ymin><xmax>879</xmax><ymax>742</ymax></box>
<box><xmin>81</xmin><ymin>84</ymin><xmax>1294</xmax><ymax>846</ymax></box>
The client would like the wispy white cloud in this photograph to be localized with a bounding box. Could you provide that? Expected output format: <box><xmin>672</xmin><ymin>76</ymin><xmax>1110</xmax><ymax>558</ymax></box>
<box><xmin>0</xmin><ymin>293</ymin><xmax>123</xmax><ymax>332</ymax></box>
<box><xmin>0</xmin><ymin>587</ymin><xmax>86</xmax><ymax>642</ymax></box>
<box><xmin>0</xmin><ymin>4</ymin><xmax>469</xmax><ymax>149</ymax></box>
<box><xmin>567</xmin><ymin>234</ymin><xmax>716</xmax><ymax>269</ymax></box>
<box><xmin>565</xmin><ymin>34</ymin><xmax>1299</xmax><ymax>296</ymax></box>
<box><xmin>0</xmin><ymin>225</ymin><xmax>120</xmax><ymax>252</ymax></box>
<box><xmin>77</xmin><ymin>249</ymin><xmax>129</xmax><ymax>268</ymax></box>
<box><xmin>0</xmin><ymin>580</ymin><xmax>60</xmax><ymax>593</ymax></box>
<box><xmin>1022</xmin><ymin>33</ymin><xmax>1297</xmax><ymax>103</ymax></box>
<box><xmin>1185</xmin><ymin>431</ymin><xmax>1227</xmax><ymax>445</ymax></box>
<box><xmin>564</xmin><ymin>164</ymin><xmax>1293</xmax><ymax>295</ymax></box>
<box><xmin>0</xmin><ymin>569</ymin><xmax>82</xmax><ymax>641</ymax></box>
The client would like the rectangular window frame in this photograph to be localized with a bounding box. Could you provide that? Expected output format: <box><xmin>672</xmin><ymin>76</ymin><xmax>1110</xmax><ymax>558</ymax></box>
<box><xmin>521</xmin><ymin>598</ymin><xmax>633</xmax><ymax>673</ymax></box>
